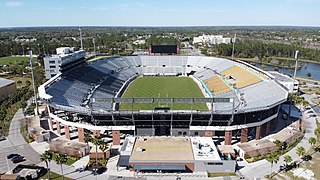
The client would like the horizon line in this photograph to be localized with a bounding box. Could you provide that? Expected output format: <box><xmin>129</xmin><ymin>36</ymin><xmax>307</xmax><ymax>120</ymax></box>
<box><xmin>1</xmin><ymin>24</ymin><xmax>320</xmax><ymax>29</ymax></box>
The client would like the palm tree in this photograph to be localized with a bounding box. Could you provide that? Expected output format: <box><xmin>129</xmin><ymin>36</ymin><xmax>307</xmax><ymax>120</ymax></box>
<box><xmin>84</xmin><ymin>133</ymin><xmax>92</xmax><ymax>147</ymax></box>
<box><xmin>283</xmin><ymin>155</ymin><xmax>292</xmax><ymax>166</ymax></box>
<box><xmin>307</xmin><ymin>72</ymin><xmax>312</xmax><ymax>78</ymax></box>
<box><xmin>98</xmin><ymin>140</ymin><xmax>109</xmax><ymax>164</ymax></box>
<box><xmin>25</xmin><ymin>80</ymin><xmax>31</xmax><ymax>87</ymax></box>
<box><xmin>301</xmin><ymin>100</ymin><xmax>309</xmax><ymax>109</ymax></box>
<box><xmin>309</xmin><ymin>137</ymin><xmax>317</xmax><ymax>147</ymax></box>
<box><xmin>315</xmin><ymin>128</ymin><xmax>320</xmax><ymax>140</ymax></box>
<box><xmin>17</xmin><ymin>80</ymin><xmax>22</xmax><ymax>88</ymax></box>
<box><xmin>266</xmin><ymin>151</ymin><xmax>279</xmax><ymax>178</ymax></box>
<box><xmin>296</xmin><ymin>146</ymin><xmax>306</xmax><ymax>158</ymax></box>
<box><xmin>54</xmin><ymin>153</ymin><xmax>68</xmax><ymax>180</ymax></box>
<box><xmin>40</xmin><ymin>150</ymin><xmax>53</xmax><ymax>180</ymax></box>
<box><xmin>91</xmin><ymin>136</ymin><xmax>102</xmax><ymax>169</ymax></box>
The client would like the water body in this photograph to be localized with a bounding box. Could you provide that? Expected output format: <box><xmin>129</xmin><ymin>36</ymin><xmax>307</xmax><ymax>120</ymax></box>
<box><xmin>249</xmin><ymin>61</ymin><xmax>320</xmax><ymax>81</ymax></box>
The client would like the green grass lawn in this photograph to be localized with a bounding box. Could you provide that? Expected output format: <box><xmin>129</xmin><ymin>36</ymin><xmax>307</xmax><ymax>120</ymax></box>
<box><xmin>8</xmin><ymin>76</ymin><xmax>32</xmax><ymax>88</ymax></box>
<box><xmin>119</xmin><ymin>76</ymin><xmax>208</xmax><ymax>110</ymax></box>
<box><xmin>0</xmin><ymin>56</ymin><xmax>30</xmax><ymax>65</ymax></box>
<box><xmin>41</xmin><ymin>171</ymin><xmax>74</xmax><ymax>180</ymax></box>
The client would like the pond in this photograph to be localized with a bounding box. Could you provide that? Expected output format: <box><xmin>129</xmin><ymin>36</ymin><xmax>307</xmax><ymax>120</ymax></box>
<box><xmin>249</xmin><ymin>61</ymin><xmax>320</xmax><ymax>81</ymax></box>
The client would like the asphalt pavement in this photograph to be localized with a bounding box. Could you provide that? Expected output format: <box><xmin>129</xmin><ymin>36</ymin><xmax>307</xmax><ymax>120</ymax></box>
<box><xmin>0</xmin><ymin>109</ymin><xmax>40</xmax><ymax>174</ymax></box>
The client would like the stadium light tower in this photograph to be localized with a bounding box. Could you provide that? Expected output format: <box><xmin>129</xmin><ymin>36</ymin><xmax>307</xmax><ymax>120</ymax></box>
<box><xmin>92</xmin><ymin>38</ymin><xmax>96</xmax><ymax>58</ymax></box>
<box><xmin>79</xmin><ymin>27</ymin><xmax>83</xmax><ymax>50</ymax></box>
<box><xmin>288</xmin><ymin>50</ymin><xmax>299</xmax><ymax>124</ymax></box>
<box><xmin>29</xmin><ymin>49</ymin><xmax>38</xmax><ymax>115</ymax></box>
<box><xmin>232</xmin><ymin>33</ymin><xmax>236</xmax><ymax>60</ymax></box>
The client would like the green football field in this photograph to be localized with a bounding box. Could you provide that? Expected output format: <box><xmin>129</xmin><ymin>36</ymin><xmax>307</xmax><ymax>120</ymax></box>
<box><xmin>119</xmin><ymin>76</ymin><xmax>208</xmax><ymax>110</ymax></box>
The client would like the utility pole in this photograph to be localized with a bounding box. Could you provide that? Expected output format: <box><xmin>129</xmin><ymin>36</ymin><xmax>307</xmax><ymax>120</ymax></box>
<box><xmin>232</xmin><ymin>33</ymin><xmax>236</xmax><ymax>60</ymax></box>
<box><xmin>288</xmin><ymin>50</ymin><xmax>299</xmax><ymax>124</ymax></box>
<box><xmin>79</xmin><ymin>27</ymin><xmax>83</xmax><ymax>50</ymax></box>
<box><xmin>29</xmin><ymin>49</ymin><xmax>38</xmax><ymax>116</ymax></box>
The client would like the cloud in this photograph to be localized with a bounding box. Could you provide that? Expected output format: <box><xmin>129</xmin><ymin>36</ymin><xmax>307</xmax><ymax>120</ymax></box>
<box><xmin>92</xmin><ymin>7</ymin><xmax>109</xmax><ymax>11</ymax></box>
<box><xmin>42</xmin><ymin>6</ymin><xmax>64</xmax><ymax>11</ymax></box>
<box><xmin>5</xmin><ymin>1</ymin><xmax>24</xmax><ymax>7</ymax></box>
<box><xmin>137</xmin><ymin>3</ymin><xmax>145</xmax><ymax>8</ymax></box>
<box><xmin>120</xmin><ymin>3</ymin><xmax>129</xmax><ymax>10</ymax></box>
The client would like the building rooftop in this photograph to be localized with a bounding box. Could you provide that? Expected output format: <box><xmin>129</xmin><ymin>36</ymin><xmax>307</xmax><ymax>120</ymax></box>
<box><xmin>191</xmin><ymin>137</ymin><xmax>221</xmax><ymax>161</ymax></box>
<box><xmin>236</xmin><ymin>139</ymin><xmax>276</xmax><ymax>152</ymax></box>
<box><xmin>269</xmin><ymin>71</ymin><xmax>294</xmax><ymax>83</ymax></box>
<box><xmin>270</xmin><ymin>126</ymin><xmax>301</xmax><ymax>143</ymax></box>
<box><xmin>120</xmin><ymin>136</ymin><xmax>135</xmax><ymax>155</ymax></box>
<box><xmin>0</xmin><ymin>78</ymin><xmax>15</xmax><ymax>88</ymax></box>
<box><xmin>130</xmin><ymin>136</ymin><xmax>194</xmax><ymax>162</ymax></box>
<box><xmin>50</xmin><ymin>137</ymin><xmax>87</xmax><ymax>154</ymax></box>
<box><xmin>217</xmin><ymin>145</ymin><xmax>235</xmax><ymax>155</ymax></box>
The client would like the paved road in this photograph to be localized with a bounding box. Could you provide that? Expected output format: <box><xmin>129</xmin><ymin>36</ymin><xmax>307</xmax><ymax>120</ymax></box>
<box><xmin>0</xmin><ymin>109</ymin><xmax>40</xmax><ymax>173</ymax></box>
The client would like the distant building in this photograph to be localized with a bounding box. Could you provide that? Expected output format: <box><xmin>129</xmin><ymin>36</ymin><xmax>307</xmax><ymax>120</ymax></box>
<box><xmin>193</xmin><ymin>35</ymin><xmax>231</xmax><ymax>45</ymax></box>
<box><xmin>14</xmin><ymin>35</ymin><xmax>37</xmax><ymax>42</ymax></box>
<box><xmin>268</xmin><ymin>71</ymin><xmax>299</xmax><ymax>93</ymax></box>
<box><xmin>133</xmin><ymin>39</ymin><xmax>146</xmax><ymax>45</ymax></box>
<box><xmin>0</xmin><ymin>78</ymin><xmax>16</xmax><ymax>102</ymax></box>
<box><xmin>44</xmin><ymin>47</ymin><xmax>86</xmax><ymax>79</ymax></box>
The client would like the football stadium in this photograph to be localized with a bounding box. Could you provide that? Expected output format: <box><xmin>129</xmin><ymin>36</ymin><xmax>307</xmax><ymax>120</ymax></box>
<box><xmin>39</xmin><ymin>55</ymin><xmax>288</xmax><ymax>145</ymax></box>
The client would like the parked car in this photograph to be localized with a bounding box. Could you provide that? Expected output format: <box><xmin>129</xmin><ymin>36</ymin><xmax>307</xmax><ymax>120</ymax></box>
<box><xmin>279</xmin><ymin>165</ymin><xmax>286</xmax><ymax>171</ymax></box>
<box><xmin>307</xmin><ymin>110</ymin><xmax>314</xmax><ymax>114</ymax></box>
<box><xmin>302</xmin><ymin>155</ymin><xmax>312</xmax><ymax>161</ymax></box>
<box><xmin>0</xmin><ymin>136</ymin><xmax>6</xmax><ymax>141</ymax></box>
<box><xmin>309</xmin><ymin>114</ymin><xmax>317</xmax><ymax>118</ymax></box>
<box><xmin>236</xmin><ymin>157</ymin><xmax>244</xmax><ymax>161</ymax></box>
<box><xmin>11</xmin><ymin>155</ymin><xmax>25</xmax><ymax>163</ymax></box>
<box><xmin>7</xmin><ymin>154</ymin><xmax>19</xmax><ymax>159</ymax></box>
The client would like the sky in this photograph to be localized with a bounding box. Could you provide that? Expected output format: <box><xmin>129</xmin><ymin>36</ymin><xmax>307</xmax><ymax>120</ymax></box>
<box><xmin>0</xmin><ymin>0</ymin><xmax>319</xmax><ymax>27</ymax></box>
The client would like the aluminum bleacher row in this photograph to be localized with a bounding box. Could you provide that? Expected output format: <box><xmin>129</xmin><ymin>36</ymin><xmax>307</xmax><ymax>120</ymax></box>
<box><xmin>44</xmin><ymin>56</ymin><xmax>286</xmax><ymax>113</ymax></box>
<box><xmin>221</xmin><ymin>65</ymin><xmax>262</xmax><ymax>89</ymax></box>
<box><xmin>204</xmin><ymin>75</ymin><xmax>232</xmax><ymax>95</ymax></box>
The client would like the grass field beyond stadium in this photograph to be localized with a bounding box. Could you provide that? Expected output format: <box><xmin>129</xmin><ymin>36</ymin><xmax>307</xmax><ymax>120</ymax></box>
<box><xmin>0</xmin><ymin>56</ymin><xmax>30</xmax><ymax>65</ymax></box>
<box><xmin>119</xmin><ymin>76</ymin><xmax>208</xmax><ymax>110</ymax></box>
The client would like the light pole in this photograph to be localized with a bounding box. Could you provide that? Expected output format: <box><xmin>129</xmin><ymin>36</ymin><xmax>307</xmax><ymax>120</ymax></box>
<box><xmin>92</xmin><ymin>38</ymin><xmax>96</xmax><ymax>58</ymax></box>
<box><xmin>79</xmin><ymin>27</ymin><xmax>83</xmax><ymax>50</ymax></box>
<box><xmin>29</xmin><ymin>49</ymin><xmax>39</xmax><ymax>116</ymax></box>
<box><xmin>232</xmin><ymin>33</ymin><xmax>236</xmax><ymax>60</ymax></box>
<box><xmin>89</xmin><ymin>99</ymin><xmax>98</xmax><ymax>177</ymax></box>
<box><xmin>42</xmin><ymin>45</ymin><xmax>46</xmax><ymax>55</ymax></box>
<box><xmin>288</xmin><ymin>50</ymin><xmax>299</xmax><ymax>124</ymax></box>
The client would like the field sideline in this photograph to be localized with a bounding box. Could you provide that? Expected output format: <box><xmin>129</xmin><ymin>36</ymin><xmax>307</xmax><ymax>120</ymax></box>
<box><xmin>119</xmin><ymin>76</ymin><xmax>208</xmax><ymax>110</ymax></box>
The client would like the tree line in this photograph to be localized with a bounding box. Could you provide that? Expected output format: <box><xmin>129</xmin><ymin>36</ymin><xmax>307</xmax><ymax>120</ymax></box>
<box><xmin>209</xmin><ymin>40</ymin><xmax>320</xmax><ymax>62</ymax></box>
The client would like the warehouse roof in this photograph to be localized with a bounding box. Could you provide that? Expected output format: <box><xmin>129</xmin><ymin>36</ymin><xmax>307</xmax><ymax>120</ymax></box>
<box><xmin>0</xmin><ymin>78</ymin><xmax>15</xmax><ymax>88</ymax></box>
<box><xmin>130</xmin><ymin>136</ymin><xmax>194</xmax><ymax>162</ymax></box>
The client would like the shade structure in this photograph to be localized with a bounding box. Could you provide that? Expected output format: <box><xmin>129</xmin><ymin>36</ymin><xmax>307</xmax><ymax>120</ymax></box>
<box><xmin>117</xmin><ymin>155</ymin><xmax>130</xmax><ymax>167</ymax></box>
<box><xmin>133</xmin><ymin>164</ymin><xmax>186</xmax><ymax>171</ymax></box>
